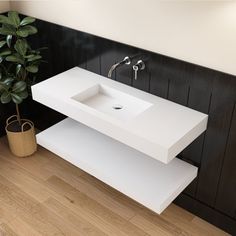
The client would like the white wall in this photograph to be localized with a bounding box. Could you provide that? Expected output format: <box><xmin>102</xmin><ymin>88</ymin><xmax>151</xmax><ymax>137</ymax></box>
<box><xmin>10</xmin><ymin>0</ymin><xmax>236</xmax><ymax>76</ymax></box>
<box><xmin>0</xmin><ymin>1</ymin><xmax>10</xmax><ymax>13</ymax></box>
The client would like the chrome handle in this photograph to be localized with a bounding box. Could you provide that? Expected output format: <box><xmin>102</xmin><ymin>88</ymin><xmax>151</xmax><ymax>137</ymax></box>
<box><xmin>133</xmin><ymin>65</ymin><xmax>139</xmax><ymax>80</ymax></box>
<box><xmin>132</xmin><ymin>60</ymin><xmax>145</xmax><ymax>80</ymax></box>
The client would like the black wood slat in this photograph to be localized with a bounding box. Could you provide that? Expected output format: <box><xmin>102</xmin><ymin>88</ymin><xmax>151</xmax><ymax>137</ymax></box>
<box><xmin>34</xmin><ymin>20</ymin><xmax>53</xmax><ymax>80</ymax></box>
<box><xmin>167</xmin><ymin>58</ymin><xmax>191</xmax><ymax>106</ymax></box>
<box><xmin>215</xmin><ymin>104</ymin><xmax>236</xmax><ymax>218</ymax></box>
<box><xmin>61</xmin><ymin>27</ymin><xmax>81</xmax><ymax>71</ymax></box>
<box><xmin>100</xmin><ymin>40</ymin><xmax>117</xmax><ymax>79</ymax></box>
<box><xmin>0</xmin><ymin>105</ymin><xmax>7</xmax><ymax>136</ymax></box>
<box><xmin>49</xmin><ymin>24</ymin><xmax>65</xmax><ymax>75</ymax></box>
<box><xmin>0</xmin><ymin>103</ymin><xmax>15</xmax><ymax>136</ymax></box>
<box><xmin>76</xmin><ymin>31</ymin><xmax>87</xmax><ymax>69</ymax></box>
<box><xmin>149</xmin><ymin>55</ymin><xmax>169</xmax><ymax>99</ymax></box>
<box><xmin>196</xmin><ymin>73</ymin><xmax>236</xmax><ymax>207</ymax></box>
<box><xmin>183</xmin><ymin>179</ymin><xmax>198</xmax><ymax>197</ymax></box>
<box><xmin>86</xmin><ymin>36</ymin><xmax>100</xmax><ymax>74</ymax></box>
<box><xmin>181</xmin><ymin>67</ymin><xmax>216</xmax><ymax>197</ymax></box>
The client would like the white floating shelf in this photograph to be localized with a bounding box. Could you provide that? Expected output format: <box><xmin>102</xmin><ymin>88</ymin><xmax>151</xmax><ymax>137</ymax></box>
<box><xmin>37</xmin><ymin>118</ymin><xmax>198</xmax><ymax>214</ymax></box>
<box><xmin>32</xmin><ymin>67</ymin><xmax>208</xmax><ymax>164</ymax></box>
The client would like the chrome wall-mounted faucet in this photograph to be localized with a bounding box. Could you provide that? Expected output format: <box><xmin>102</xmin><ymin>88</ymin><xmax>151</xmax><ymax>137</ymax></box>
<box><xmin>133</xmin><ymin>60</ymin><xmax>145</xmax><ymax>80</ymax></box>
<box><xmin>108</xmin><ymin>56</ymin><xmax>131</xmax><ymax>78</ymax></box>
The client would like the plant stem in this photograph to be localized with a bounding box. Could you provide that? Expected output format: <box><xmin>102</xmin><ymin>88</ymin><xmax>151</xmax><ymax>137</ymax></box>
<box><xmin>16</xmin><ymin>104</ymin><xmax>21</xmax><ymax>125</ymax></box>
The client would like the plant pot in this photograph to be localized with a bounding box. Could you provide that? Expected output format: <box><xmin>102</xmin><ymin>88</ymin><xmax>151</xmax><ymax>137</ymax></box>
<box><xmin>5</xmin><ymin>115</ymin><xmax>37</xmax><ymax>157</ymax></box>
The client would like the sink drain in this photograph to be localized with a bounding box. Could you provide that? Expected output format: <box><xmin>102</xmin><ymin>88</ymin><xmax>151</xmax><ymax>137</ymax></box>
<box><xmin>112</xmin><ymin>104</ymin><xmax>123</xmax><ymax>110</ymax></box>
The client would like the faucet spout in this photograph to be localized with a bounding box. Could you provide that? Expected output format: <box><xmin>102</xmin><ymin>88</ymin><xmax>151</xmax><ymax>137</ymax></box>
<box><xmin>108</xmin><ymin>62</ymin><xmax>122</xmax><ymax>78</ymax></box>
<box><xmin>108</xmin><ymin>56</ymin><xmax>131</xmax><ymax>78</ymax></box>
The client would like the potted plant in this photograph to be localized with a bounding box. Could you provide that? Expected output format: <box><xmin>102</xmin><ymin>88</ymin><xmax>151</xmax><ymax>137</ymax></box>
<box><xmin>0</xmin><ymin>11</ymin><xmax>43</xmax><ymax>157</ymax></box>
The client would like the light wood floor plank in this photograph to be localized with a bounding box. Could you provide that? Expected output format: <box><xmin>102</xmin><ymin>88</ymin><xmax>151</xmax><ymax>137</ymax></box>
<box><xmin>0</xmin><ymin>138</ymin><xmax>52</xmax><ymax>180</ymax></box>
<box><xmin>44</xmin><ymin>161</ymin><xmax>136</xmax><ymax>220</ymax></box>
<box><xmin>47</xmin><ymin>175</ymin><xmax>149</xmax><ymax>236</ymax></box>
<box><xmin>7</xmin><ymin>218</ymin><xmax>42</xmax><ymax>236</ymax></box>
<box><xmin>191</xmin><ymin>217</ymin><xmax>230</xmax><ymax>236</ymax></box>
<box><xmin>0</xmin><ymin>205</ymin><xmax>16</xmax><ymax>225</ymax></box>
<box><xmin>44</xmin><ymin>197</ymin><xmax>108</xmax><ymax>236</ymax></box>
<box><xmin>0</xmin><ymin>175</ymin><xmax>79</xmax><ymax>236</ymax></box>
<box><xmin>130</xmin><ymin>214</ymin><xmax>173</xmax><ymax>236</ymax></box>
<box><xmin>0</xmin><ymin>157</ymin><xmax>53</xmax><ymax>202</ymax></box>
<box><xmin>0</xmin><ymin>137</ymin><xmax>229</xmax><ymax>236</ymax></box>
<box><xmin>0</xmin><ymin>223</ymin><xmax>19</xmax><ymax>236</ymax></box>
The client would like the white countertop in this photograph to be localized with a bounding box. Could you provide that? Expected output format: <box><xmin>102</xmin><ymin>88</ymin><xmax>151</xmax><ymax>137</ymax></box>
<box><xmin>32</xmin><ymin>67</ymin><xmax>208</xmax><ymax>163</ymax></box>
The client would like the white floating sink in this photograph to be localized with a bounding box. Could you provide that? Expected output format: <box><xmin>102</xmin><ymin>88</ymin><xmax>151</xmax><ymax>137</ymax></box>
<box><xmin>72</xmin><ymin>84</ymin><xmax>153</xmax><ymax>122</ymax></box>
<box><xmin>32</xmin><ymin>67</ymin><xmax>208</xmax><ymax>163</ymax></box>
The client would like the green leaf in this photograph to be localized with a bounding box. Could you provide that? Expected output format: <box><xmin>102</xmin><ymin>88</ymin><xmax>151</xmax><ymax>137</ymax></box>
<box><xmin>0</xmin><ymin>15</ymin><xmax>9</xmax><ymax>24</ymax></box>
<box><xmin>25</xmin><ymin>54</ymin><xmax>41</xmax><ymax>59</ymax></box>
<box><xmin>0</xmin><ymin>49</ymin><xmax>11</xmax><ymax>56</ymax></box>
<box><xmin>24</xmin><ymin>25</ymin><xmax>37</xmax><ymax>35</ymax></box>
<box><xmin>0</xmin><ymin>24</ymin><xmax>16</xmax><ymax>35</ymax></box>
<box><xmin>2</xmin><ymin>77</ymin><xmax>14</xmax><ymax>86</ymax></box>
<box><xmin>16</xmin><ymin>25</ymin><xmax>37</xmax><ymax>37</ymax></box>
<box><xmin>6</xmin><ymin>35</ymin><xmax>12</xmax><ymax>48</ymax></box>
<box><xmin>0</xmin><ymin>80</ymin><xmax>12</xmax><ymax>93</ymax></box>
<box><xmin>26</xmin><ymin>65</ymin><xmax>38</xmax><ymax>73</ymax></box>
<box><xmin>11</xmin><ymin>93</ymin><xmax>23</xmax><ymax>104</ymax></box>
<box><xmin>18</xmin><ymin>90</ymin><xmax>28</xmax><ymax>99</ymax></box>
<box><xmin>0</xmin><ymin>57</ymin><xmax>2</xmax><ymax>63</ymax></box>
<box><xmin>8</xmin><ymin>11</ymin><xmax>20</xmax><ymax>28</ymax></box>
<box><xmin>20</xmin><ymin>16</ymin><xmax>35</xmax><ymax>26</ymax></box>
<box><xmin>16</xmin><ymin>64</ymin><xmax>22</xmax><ymax>74</ymax></box>
<box><xmin>16</xmin><ymin>28</ymin><xmax>28</xmax><ymax>37</ymax></box>
<box><xmin>0</xmin><ymin>78</ymin><xmax>12</xmax><ymax>91</ymax></box>
<box><xmin>27</xmin><ymin>55</ymin><xmax>41</xmax><ymax>62</ymax></box>
<box><xmin>0</xmin><ymin>41</ymin><xmax>6</xmax><ymax>48</ymax></box>
<box><xmin>12</xmin><ymin>81</ymin><xmax>26</xmax><ymax>93</ymax></box>
<box><xmin>1</xmin><ymin>91</ymin><xmax>11</xmax><ymax>104</ymax></box>
<box><xmin>30</xmin><ymin>61</ymin><xmax>41</xmax><ymax>67</ymax></box>
<box><xmin>24</xmin><ymin>54</ymin><xmax>34</xmax><ymax>59</ymax></box>
<box><xmin>14</xmin><ymin>39</ymin><xmax>27</xmax><ymax>56</ymax></box>
<box><xmin>6</xmin><ymin>54</ymin><xmax>24</xmax><ymax>64</ymax></box>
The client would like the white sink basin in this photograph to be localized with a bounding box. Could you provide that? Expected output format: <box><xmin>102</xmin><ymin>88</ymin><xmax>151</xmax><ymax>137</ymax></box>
<box><xmin>32</xmin><ymin>67</ymin><xmax>208</xmax><ymax>163</ymax></box>
<box><xmin>72</xmin><ymin>84</ymin><xmax>153</xmax><ymax>122</ymax></box>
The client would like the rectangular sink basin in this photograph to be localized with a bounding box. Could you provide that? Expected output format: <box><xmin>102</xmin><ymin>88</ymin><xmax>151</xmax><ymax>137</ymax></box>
<box><xmin>72</xmin><ymin>84</ymin><xmax>153</xmax><ymax>122</ymax></box>
<box><xmin>32</xmin><ymin>67</ymin><xmax>208</xmax><ymax>163</ymax></box>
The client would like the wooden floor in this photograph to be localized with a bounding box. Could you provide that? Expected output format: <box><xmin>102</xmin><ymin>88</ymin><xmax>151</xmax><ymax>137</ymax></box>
<box><xmin>0</xmin><ymin>137</ymin><xmax>229</xmax><ymax>236</ymax></box>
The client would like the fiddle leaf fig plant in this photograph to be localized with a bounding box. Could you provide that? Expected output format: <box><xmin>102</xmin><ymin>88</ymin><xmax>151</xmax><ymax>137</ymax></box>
<box><xmin>0</xmin><ymin>11</ymin><xmax>43</xmax><ymax>125</ymax></box>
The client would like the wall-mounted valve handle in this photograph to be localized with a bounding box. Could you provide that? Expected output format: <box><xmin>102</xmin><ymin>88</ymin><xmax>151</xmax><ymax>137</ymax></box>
<box><xmin>133</xmin><ymin>65</ymin><xmax>139</xmax><ymax>81</ymax></box>
<box><xmin>133</xmin><ymin>60</ymin><xmax>145</xmax><ymax>80</ymax></box>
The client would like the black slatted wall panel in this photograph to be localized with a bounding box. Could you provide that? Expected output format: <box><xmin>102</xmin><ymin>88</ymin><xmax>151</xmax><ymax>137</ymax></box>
<box><xmin>1</xmin><ymin>18</ymin><xmax>236</xmax><ymax>234</ymax></box>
